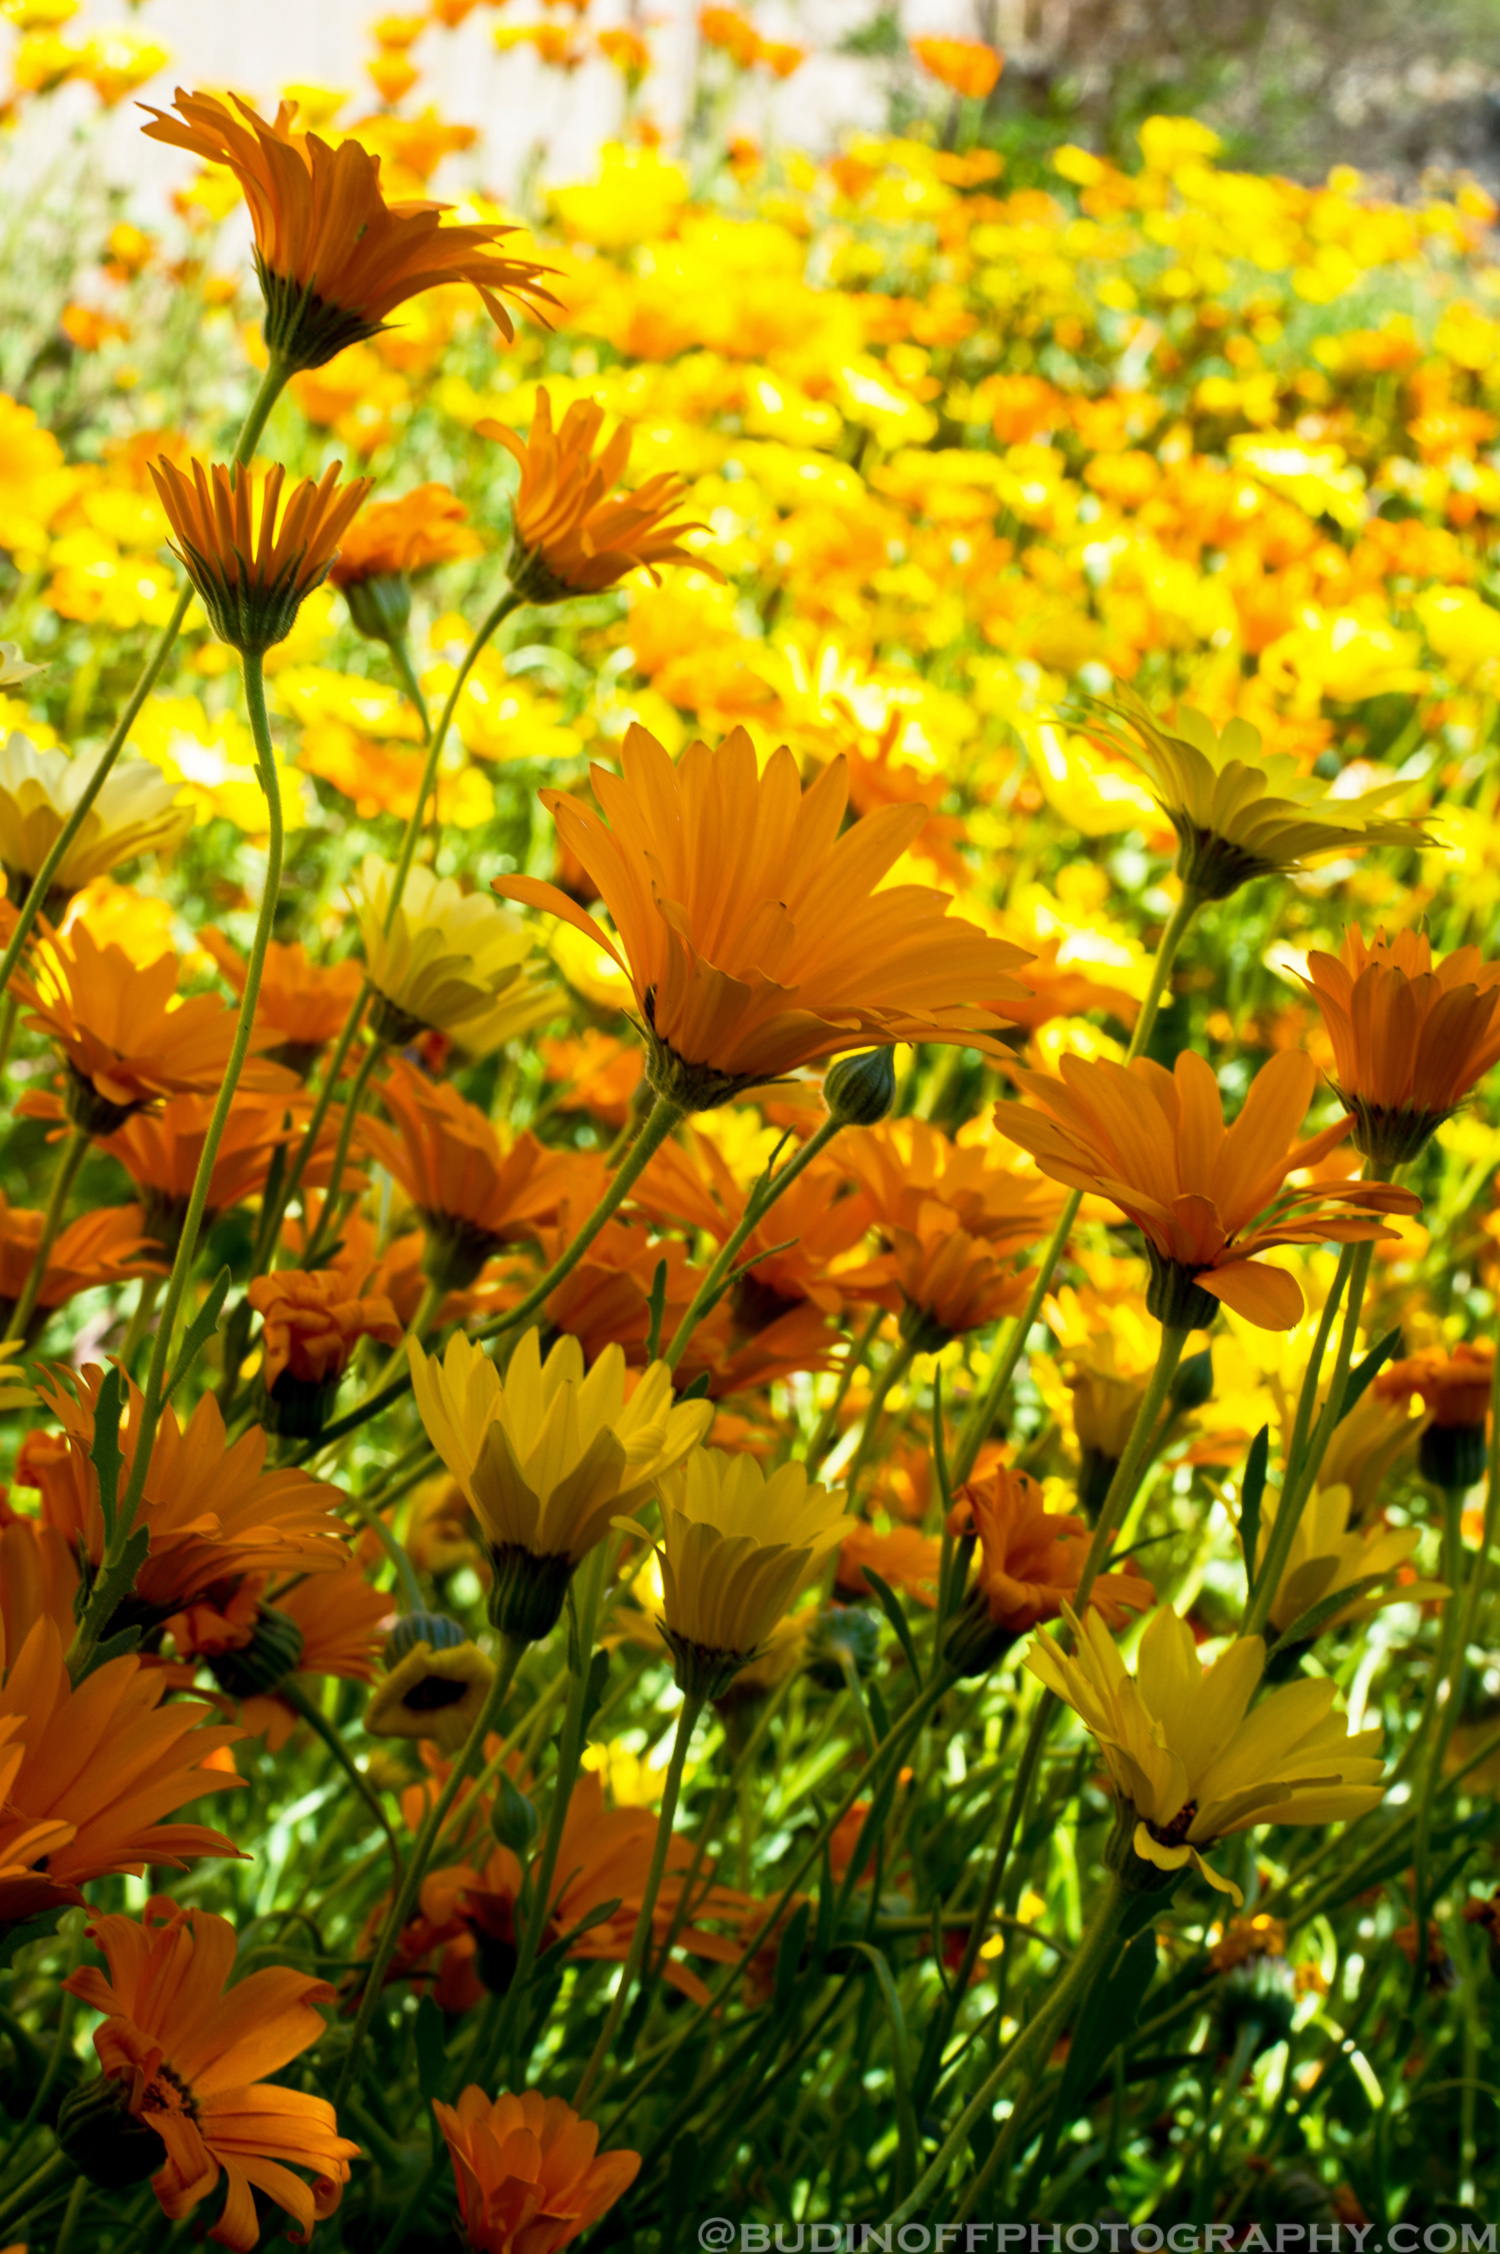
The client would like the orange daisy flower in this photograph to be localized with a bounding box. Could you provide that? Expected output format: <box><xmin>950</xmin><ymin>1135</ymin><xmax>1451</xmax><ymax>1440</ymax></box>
<box><xmin>842</xmin><ymin>1116</ymin><xmax>1065</xmax><ymax>1254</ymax></box>
<box><xmin>431</xmin><ymin>2086</ymin><xmax>637</xmax><ymax>2254</ymax></box>
<box><xmin>327</xmin><ymin>481</ymin><xmax>480</xmax><ymax>588</ymax></box>
<box><xmin>538</xmin><ymin>1030</ymin><xmax>644</xmax><ymax>1129</ymax></box>
<box><xmin>170</xmin><ymin>1558</ymin><xmax>392</xmax><ymax>1750</ymax></box>
<box><xmin>943</xmin><ymin>1462</ymin><xmax>1154</xmax><ymax>1675</ymax></box>
<box><xmin>12</xmin><ymin>925</ymin><xmax>294</xmax><ymax>1135</ymax></box>
<box><xmin>878</xmin><ymin>1208</ymin><xmax>1039</xmax><ymax>1347</ymax></box>
<box><xmin>0</xmin><ymin>1195</ymin><xmax>162</xmax><ymax>1334</ymax></box>
<box><xmin>995</xmin><ymin>1050</ymin><xmax>1419</xmax><ymax>1331</ymax></box>
<box><xmin>140</xmin><ymin>88</ymin><xmax>553</xmax><ymax>371</ymax></box>
<box><xmin>835</xmin><ymin>1522</ymin><xmax>942</xmax><ymax>1608</ymax></box>
<box><xmin>1376</xmin><ymin>1340</ymin><xmax>1494</xmax><ymax>1491</ymax></box>
<box><xmin>245</xmin><ymin>1264</ymin><xmax>402</xmax><ymax>1435</ymax></box>
<box><xmin>61</xmin><ymin>1897</ymin><xmax>358</xmax><ymax>2250</ymax></box>
<box><xmin>633</xmin><ymin>1129</ymin><xmax>875</xmax><ymax>1319</ymax></box>
<box><xmin>95</xmin><ymin>1088</ymin><xmax>360</xmax><ymax>1254</ymax></box>
<box><xmin>0</xmin><ymin>1504</ymin><xmax>80</xmax><ymax>1656</ymax></box>
<box><xmin>1302</xmin><ymin>926</ymin><xmax>1500</xmax><ymax>1164</ymax></box>
<box><xmin>498</xmin><ymin>725</ymin><xmax>1032</xmax><ymax>1108</ymax></box>
<box><xmin>360</xmin><ymin>1057</ymin><xmax>581</xmax><ymax>1290</ymax></box>
<box><xmin>32</xmin><ymin>1364</ymin><xmax>352</xmax><ymax>1629</ymax></box>
<box><xmin>0</xmin><ymin>1618</ymin><xmax>239</xmax><ymax>1928</ymax></box>
<box><xmin>477</xmin><ymin>389</ymin><xmax>710</xmax><ymax>603</ymax></box>
<box><xmin>150</xmin><ymin>457</ymin><xmax>372</xmax><ymax>653</ymax></box>
<box><xmin>910</xmin><ymin>35</ymin><xmax>1003</xmax><ymax>99</ymax></box>
<box><xmin>202</xmin><ymin>930</ymin><xmax>366</xmax><ymax>1075</ymax></box>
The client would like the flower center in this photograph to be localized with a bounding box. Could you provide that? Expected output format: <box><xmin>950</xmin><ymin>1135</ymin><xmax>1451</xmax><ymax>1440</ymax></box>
<box><xmin>1146</xmin><ymin>1799</ymin><xmax>1199</xmax><ymax>1848</ymax></box>
<box><xmin>141</xmin><ymin>2062</ymin><xmax>199</xmax><ymax>2120</ymax></box>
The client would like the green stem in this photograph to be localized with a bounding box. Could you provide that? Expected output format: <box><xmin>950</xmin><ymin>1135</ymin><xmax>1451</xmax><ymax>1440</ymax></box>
<box><xmin>279</xmin><ymin>1679</ymin><xmax>404</xmax><ymax>1882</ymax></box>
<box><xmin>0</xmin><ymin>2149</ymin><xmax>74</xmax><ymax>2241</ymax></box>
<box><xmin>300</xmin><ymin>1038</ymin><xmax>384</xmax><ymax>1265</ymax></box>
<box><xmin>2</xmin><ymin>1126</ymin><xmax>88</xmax><ymax>1343</ymax></box>
<box><xmin>572</xmin><ymin>1692</ymin><xmax>705</xmax><ymax>2109</ymax></box>
<box><xmin>807</xmin><ymin>1307</ymin><xmax>882</xmax><ymax>1468</ymax></box>
<box><xmin>1277</xmin><ymin>1249</ymin><xmax>1351</xmax><ymax>1504</ymax></box>
<box><xmin>384</xmin><ymin>631</ymin><xmax>432</xmax><ymax>740</ymax></box>
<box><xmin>119</xmin><ymin>1273</ymin><xmax>164</xmax><ymax>1376</ymax></box>
<box><xmin>253</xmin><ymin>982</ymin><xmax>371</xmax><ymax>1274</ymax></box>
<box><xmin>481</xmin><ymin>1094</ymin><xmax>683</xmax><ymax>1346</ymax></box>
<box><xmin>1243</xmin><ymin>1234</ymin><xmax>1377</xmax><ymax>1639</ymax></box>
<box><xmin>332</xmin><ymin>1634</ymin><xmax>525</xmax><ymax>2109</ymax></box>
<box><xmin>0</xmin><ymin>355</ymin><xmax>289</xmax><ymax>1012</ymax></box>
<box><xmin>49</xmin><ymin>2170</ymin><xmax>88</xmax><ymax>2254</ymax></box>
<box><xmin>892</xmin><ymin>1872</ymin><xmax>1131</xmax><ymax>2222</ymax></box>
<box><xmin>383</xmin><ymin>588</ymin><xmax>522</xmax><ymax>936</ymax></box>
<box><xmin>662</xmin><ymin>1113</ymin><xmax>845</xmax><ymax>1373</ymax></box>
<box><xmin>65</xmin><ymin>644</ymin><xmax>286</xmax><ymax>1682</ymax></box>
<box><xmin>0</xmin><ymin>991</ymin><xmax>18</xmax><ymax>1087</ymax></box>
<box><xmin>1408</xmin><ymin>1482</ymin><xmax>1475</xmax><ymax>2019</ymax></box>
<box><xmin>843</xmin><ymin>1335</ymin><xmax>917</xmax><ymax>1507</ymax></box>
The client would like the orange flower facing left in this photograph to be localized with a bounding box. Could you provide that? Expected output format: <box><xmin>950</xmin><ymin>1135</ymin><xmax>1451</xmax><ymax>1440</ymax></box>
<box><xmin>478</xmin><ymin>388</ymin><xmax>710</xmax><ymax>602</ymax></box>
<box><xmin>139</xmin><ymin>89</ymin><xmax>554</xmax><ymax>370</ymax></box>
<box><xmin>431</xmin><ymin>2084</ymin><xmax>639</xmax><ymax>2254</ymax></box>
<box><xmin>943</xmin><ymin>1462</ymin><xmax>1154</xmax><ymax>1676</ymax></box>
<box><xmin>996</xmin><ymin>1049</ymin><xmax>1419</xmax><ymax>1331</ymax></box>
<box><xmin>150</xmin><ymin>457</ymin><xmax>371</xmax><ymax>653</ymax></box>
<box><xmin>498</xmin><ymin>725</ymin><xmax>1033</xmax><ymax>1108</ymax></box>
<box><xmin>59</xmin><ymin>1897</ymin><xmax>359</xmax><ymax>2251</ymax></box>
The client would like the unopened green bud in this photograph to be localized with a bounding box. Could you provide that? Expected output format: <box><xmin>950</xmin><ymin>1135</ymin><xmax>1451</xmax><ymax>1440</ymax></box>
<box><xmin>343</xmin><ymin>570</ymin><xmax>413</xmax><ymax>645</ymax></box>
<box><xmin>823</xmin><ymin>1047</ymin><xmax>897</xmax><ymax>1127</ymax></box>
<box><xmin>491</xmin><ymin>1770</ymin><xmax>541</xmax><ymax>1856</ymax></box>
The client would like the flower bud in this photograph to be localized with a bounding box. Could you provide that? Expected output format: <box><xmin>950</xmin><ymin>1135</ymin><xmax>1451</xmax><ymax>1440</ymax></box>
<box><xmin>491</xmin><ymin>1769</ymin><xmax>541</xmax><ymax>1856</ymax></box>
<box><xmin>208</xmin><ymin>1603</ymin><xmax>305</xmax><ymax>1698</ymax></box>
<box><xmin>343</xmin><ymin>570</ymin><xmax>413</xmax><ymax>646</ymax></box>
<box><xmin>57</xmin><ymin>2076</ymin><xmax>164</xmax><ymax>2189</ymax></box>
<box><xmin>823</xmin><ymin>1047</ymin><xmax>897</xmax><ymax>1128</ymax></box>
<box><xmin>385</xmin><ymin>1610</ymin><xmax>469</xmax><ymax>1666</ymax></box>
<box><xmin>805</xmin><ymin>1603</ymin><xmax>882</xmax><ymax>1691</ymax></box>
<box><xmin>1170</xmin><ymin>1346</ymin><xmax>1214</xmax><ymax>1413</ymax></box>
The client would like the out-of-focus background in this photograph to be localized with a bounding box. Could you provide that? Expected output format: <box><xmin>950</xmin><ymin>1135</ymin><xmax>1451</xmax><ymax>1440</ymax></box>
<box><xmin>5</xmin><ymin>0</ymin><xmax>1500</xmax><ymax>209</ymax></box>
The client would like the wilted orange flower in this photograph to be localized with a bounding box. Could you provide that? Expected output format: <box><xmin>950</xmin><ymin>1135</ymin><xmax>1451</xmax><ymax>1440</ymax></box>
<box><xmin>359</xmin><ymin>1058</ymin><xmax>580</xmax><ymax>1289</ymax></box>
<box><xmin>477</xmin><ymin>389</ymin><xmax>708</xmax><ymax>602</ymax></box>
<box><xmin>997</xmin><ymin>1050</ymin><xmax>1419</xmax><ymax>1331</ymax></box>
<box><xmin>32</xmin><ymin>1363</ymin><xmax>351</xmax><ymax>1626</ymax></box>
<box><xmin>947</xmin><ymin>1462</ymin><xmax>1154</xmax><ymax>1663</ymax></box>
<box><xmin>0</xmin><ymin>1617</ymin><xmax>239</xmax><ymax>1928</ymax></box>
<box><xmin>327</xmin><ymin>481</ymin><xmax>480</xmax><ymax>587</ymax></box>
<box><xmin>910</xmin><ymin>36</ymin><xmax>1003</xmax><ymax>99</ymax></box>
<box><xmin>202</xmin><ymin>929</ymin><xmax>366</xmax><ymax>1072</ymax></box>
<box><xmin>499</xmin><ymin>726</ymin><xmax>1031</xmax><ymax>1107</ymax></box>
<box><xmin>62</xmin><ymin>1898</ymin><xmax>358</xmax><ymax>2251</ymax></box>
<box><xmin>1377</xmin><ymin>1342</ymin><xmax>1493</xmax><ymax>1427</ymax></box>
<box><xmin>149</xmin><ymin>457</ymin><xmax>371</xmax><ymax>652</ymax></box>
<box><xmin>1302</xmin><ymin>927</ymin><xmax>1500</xmax><ymax>1165</ymax></box>
<box><xmin>246</xmin><ymin>1264</ymin><xmax>403</xmax><ymax>1393</ymax></box>
<box><xmin>14</xmin><ymin>925</ymin><xmax>295</xmax><ymax>1134</ymax></box>
<box><xmin>140</xmin><ymin>88</ymin><xmax>553</xmax><ymax>369</ymax></box>
<box><xmin>432</xmin><ymin>2085</ymin><xmax>638</xmax><ymax>2254</ymax></box>
<box><xmin>0</xmin><ymin>1195</ymin><xmax>161</xmax><ymax>1330</ymax></box>
<box><xmin>877</xmin><ymin>1208</ymin><xmax>1039</xmax><ymax>1345</ymax></box>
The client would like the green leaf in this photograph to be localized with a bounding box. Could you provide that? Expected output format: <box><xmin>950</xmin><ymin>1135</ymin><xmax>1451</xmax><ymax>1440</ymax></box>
<box><xmin>165</xmin><ymin>1267</ymin><xmax>234</xmax><ymax>1404</ymax></box>
<box><xmin>678</xmin><ymin>1372</ymin><xmax>712</xmax><ymax>1401</ymax></box>
<box><xmin>580</xmin><ymin>1648</ymin><xmax>611</xmax><ymax>1742</ymax></box>
<box><xmin>1267</xmin><ymin>1572</ymin><xmax>1386</xmax><ymax>1658</ymax></box>
<box><xmin>644</xmin><ymin>1259</ymin><xmax>669</xmax><ymax>1361</ymax></box>
<box><xmin>1237</xmin><ymin>1425</ymin><xmax>1269</xmax><ymax>1583</ymax></box>
<box><xmin>90</xmin><ymin>1363</ymin><xmax>125</xmax><ymax>1549</ymax></box>
<box><xmin>860</xmin><ymin>1567</ymin><xmax>921</xmax><ymax>1683</ymax></box>
<box><xmin>852</xmin><ymin>1943</ymin><xmax>920</xmax><ymax>2199</ymax></box>
<box><xmin>534</xmin><ymin>1897</ymin><xmax>625</xmax><ymax>1984</ymax></box>
<box><xmin>413</xmin><ymin>1994</ymin><xmax>447</xmax><ymax>2100</ymax></box>
<box><xmin>1339</xmin><ymin>1328</ymin><xmax>1403</xmax><ymax>1424</ymax></box>
<box><xmin>772</xmin><ymin>1901</ymin><xmax>811</xmax><ymax>2019</ymax></box>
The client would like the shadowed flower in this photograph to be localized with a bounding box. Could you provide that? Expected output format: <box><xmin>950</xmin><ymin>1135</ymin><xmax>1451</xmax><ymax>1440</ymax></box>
<box><xmin>32</xmin><ymin>1363</ymin><xmax>351</xmax><ymax>1627</ymax></box>
<box><xmin>0</xmin><ymin>732</ymin><xmax>191</xmax><ymax>914</ymax></box>
<box><xmin>835</xmin><ymin>1522</ymin><xmax>941</xmax><ymax>1609</ymax></box>
<box><xmin>431</xmin><ymin>2085</ymin><xmax>638</xmax><ymax>2254</ymax></box>
<box><xmin>996</xmin><ymin>1050</ymin><xmax>1419</xmax><ymax>1331</ymax></box>
<box><xmin>60</xmin><ymin>1897</ymin><xmax>358</xmax><ymax>2250</ymax></box>
<box><xmin>149</xmin><ymin>457</ymin><xmax>371</xmax><ymax>653</ymax></box>
<box><xmin>1083</xmin><ymin>691</ymin><xmax>1428</xmax><ymax>900</ymax></box>
<box><xmin>1301</xmin><ymin>927</ymin><xmax>1500</xmax><ymax>1165</ymax></box>
<box><xmin>646</xmin><ymin>1449</ymin><xmax>849</xmax><ymax>1696</ymax></box>
<box><xmin>202</xmin><ymin>930</ymin><xmax>365</xmax><ymax>1076</ymax></box>
<box><xmin>409</xmin><ymin>1328</ymin><xmax>712</xmax><ymax>1641</ymax></box>
<box><xmin>1376</xmin><ymin>1341</ymin><xmax>1495</xmax><ymax>1490</ymax></box>
<box><xmin>0</xmin><ymin>1618</ymin><xmax>239</xmax><ymax>1929</ymax></box>
<box><xmin>13</xmin><ymin>925</ymin><xmax>295</xmax><ymax>1135</ymax></box>
<box><xmin>849</xmin><ymin>1206</ymin><xmax>1039</xmax><ymax>1349</ymax></box>
<box><xmin>366</xmin><ymin>1637</ymin><xmax>497</xmax><ymax>1754</ymax></box>
<box><xmin>359</xmin><ymin>1057</ymin><xmax>579</xmax><ymax>1291</ymax></box>
<box><xmin>351</xmin><ymin>855</ymin><xmax>554</xmax><ymax>1050</ymax></box>
<box><xmin>172</xmin><ymin>1560</ymin><xmax>392</xmax><ymax>1752</ymax></box>
<box><xmin>1027</xmin><ymin>1604</ymin><xmax>1385</xmax><ymax>1901</ymax></box>
<box><xmin>478</xmin><ymin>389</ymin><xmax>710</xmax><ymax>602</ymax></box>
<box><xmin>93</xmin><ymin>1089</ymin><xmax>357</xmax><ymax>1255</ymax></box>
<box><xmin>943</xmin><ymin>1462</ymin><xmax>1153</xmax><ymax>1675</ymax></box>
<box><xmin>498</xmin><ymin>725</ymin><xmax>1031</xmax><ymax>1109</ymax></box>
<box><xmin>140</xmin><ymin>88</ymin><xmax>553</xmax><ymax>370</ymax></box>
